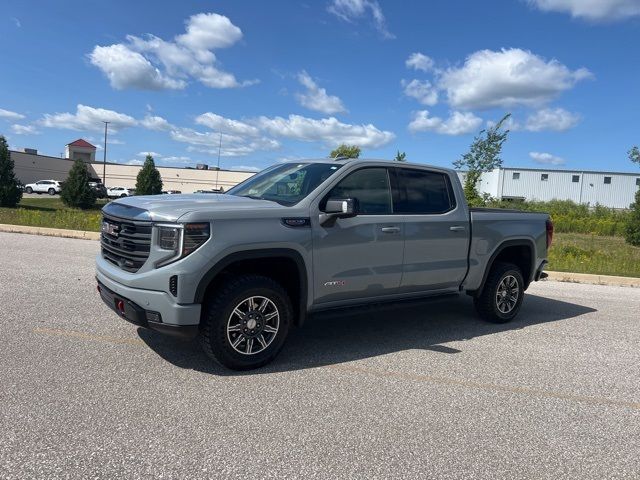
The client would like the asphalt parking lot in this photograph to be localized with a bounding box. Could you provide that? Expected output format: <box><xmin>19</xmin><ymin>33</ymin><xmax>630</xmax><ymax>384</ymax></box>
<box><xmin>1</xmin><ymin>232</ymin><xmax>639</xmax><ymax>479</ymax></box>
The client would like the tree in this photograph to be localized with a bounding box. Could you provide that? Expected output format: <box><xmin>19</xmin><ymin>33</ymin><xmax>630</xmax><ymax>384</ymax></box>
<box><xmin>629</xmin><ymin>146</ymin><xmax>640</xmax><ymax>166</ymax></box>
<box><xmin>394</xmin><ymin>151</ymin><xmax>407</xmax><ymax>162</ymax></box>
<box><xmin>330</xmin><ymin>144</ymin><xmax>360</xmax><ymax>159</ymax></box>
<box><xmin>453</xmin><ymin>114</ymin><xmax>511</xmax><ymax>205</ymax></box>
<box><xmin>625</xmin><ymin>146</ymin><xmax>640</xmax><ymax>246</ymax></box>
<box><xmin>135</xmin><ymin>154</ymin><xmax>163</xmax><ymax>195</ymax></box>
<box><xmin>0</xmin><ymin>135</ymin><xmax>23</xmax><ymax>207</ymax></box>
<box><xmin>60</xmin><ymin>159</ymin><xmax>96</xmax><ymax>209</ymax></box>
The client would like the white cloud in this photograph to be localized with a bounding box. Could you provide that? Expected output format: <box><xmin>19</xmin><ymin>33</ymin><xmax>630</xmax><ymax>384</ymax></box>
<box><xmin>141</xmin><ymin>115</ymin><xmax>172</xmax><ymax>131</ymax></box>
<box><xmin>89</xmin><ymin>13</ymin><xmax>255</xmax><ymax>90</ymax></box>
<box><xmin>529</xmin><ymin>0</ymin><xmax>640</xmax><ymax>21</ymax></box>
<box><xmin>439</xmin><ymin>48</ymin><xmax>592</xmax><ymax>109</ymax></box>
<box><xmin>0</xmin><ymin>108</ymin><xmax>25</xmax><ymax>120</ymax></box>
<box><xmin>89</xmin><ymin>44</ymin><xmax>185</xmax><ymax>90</ymax></box>
<box><xmin>328</xmin><ymin>0</ymin><xmax>395</xmax><ymax>39</ymax></box>
<box><xmin>525</xmin><ymin>108</ymin><xmax>581</xmax><ymax>131</ymax></box>
<box><xmin>256</xmin><ymin>114</ymin><xmax>395</xmax><ymax>148</ymax></box>
<box><xmin>195</xmin><ymin>112</ymin><xmax>260</xmax><ymax>136</ymax></box>
<box><xmin>137</xmin><ymin>151</ymin><xmax>162</xmax><ymax>158</ymax></box>
<box><xmin>11</xmin><ymin>17</ymin><xmax>21</xmax><ymax>28</ymax></box>
<box><xmin>10</xmin><ymin>124</ymin><xmax>39</xmax><ymax>135</ymax></box>
<box><xmin>161</xmin><ymin>156</ymin><xmax>191</xmax><ymax>164</ymax></box>
<box><xmin>174</xmin><ymin>127</ymin><xmax>280</xmax><ymax>157</ymax></box>
<box><xmin>529</xmin><ymin>151</ymin><xmax>566</xmax><ymax>166</ymax></box>
<box><xmin>295</xmin><ymin>71</ymin><xmax>347</xmax><ymax>114</ymax></box>
<box><xmin>229</xmin><ymin>165</ymin><xmax>261</xmax><ymax>172</ymax></box>
<box><xmin>40</xmin><ymin>104</ymin><xmax>137</xmax><ymax>132</ymax></box>
<box><xmin>125</xmin><ymin>159</ymin><xmax>144</xmax><ymax>166</ymax></box>
<box><xmin>405</xmin><ymin>53</ymin><xmax>434</xmax><ymax>72</ymax></box>
<box><xmin>409</xmin><ymin>110</ymin><xmax>482</xmax><ymax>135</ymax></box>
<box><xmin>402</xmin><ymin>79</ymin><xmax>438</xmax><ymax>106</ymax></box>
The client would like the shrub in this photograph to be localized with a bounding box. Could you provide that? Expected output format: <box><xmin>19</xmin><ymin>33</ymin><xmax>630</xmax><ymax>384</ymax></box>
<box><xmin>624</xmin><ymin>189</ymin><xmax>640</xmax><ymax>246</ymax></box>
<box><xmin>0</xmin><ymin>135</ymin><xmax>22</xmax><ymax>207</ymax></box>
<box><xmin>60</xmin><ymin>159</ymin><xmax>96</xmax><ymax>209</ymax></box>
<box><xmin>135</xmin><ymin>155</ymin><xmax>163</xmax><ymax>195</ymax></box>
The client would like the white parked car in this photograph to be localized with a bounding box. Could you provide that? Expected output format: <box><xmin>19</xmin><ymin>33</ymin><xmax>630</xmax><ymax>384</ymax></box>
<box><xmin>107</xmin><ymin>186</ymin><xmax>134</xmax><ymax>198</ymax></box>
<box><xmin>24</xmin><ymin>180</ymin><xmax>62</xmax><ymax>195</ymax></box>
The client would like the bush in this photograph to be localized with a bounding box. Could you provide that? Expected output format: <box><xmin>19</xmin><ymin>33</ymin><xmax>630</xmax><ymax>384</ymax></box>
<box><xmin>135</xmin><ymin>155</ymin><xmax>163</xmax><ymax>195</ymax></box>
<box><xmin>0</xmin><ymin>135</ymin><xmax>22</xmax><ymax>207</ymax></box>
<box><xmin>624</xmin><ymin>189</ymin><xmax>640</xmax><ymax>246</ymax></box>
<box><xmin>60</xmin><ymin>159</ymin><xmax>96</xmax><ymax>209</ymax></box>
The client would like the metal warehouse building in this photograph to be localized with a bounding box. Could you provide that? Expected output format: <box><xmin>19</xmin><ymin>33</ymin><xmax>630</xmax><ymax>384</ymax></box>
<box><xmin>458</xmin><ymin>167</ymin><xmax>640</xmax><ymax>209</ymax></box>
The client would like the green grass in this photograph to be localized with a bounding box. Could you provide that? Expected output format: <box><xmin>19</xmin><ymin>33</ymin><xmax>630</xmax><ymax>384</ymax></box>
<box><xmin>549</xmin><ymin>233</ymin><xmax>640</xmax><ymax>278</ymax></box>
<box><xmin>0</xmin><ymin>197</ymin><xmax>107</xmax><ymax>232</ymax></box>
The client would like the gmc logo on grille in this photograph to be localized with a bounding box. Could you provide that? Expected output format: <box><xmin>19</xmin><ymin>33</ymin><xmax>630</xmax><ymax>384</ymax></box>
<box><xmin>102</xmin><ymin>221</ymin><xmax>120</xmax><ymax>237</ymax></box>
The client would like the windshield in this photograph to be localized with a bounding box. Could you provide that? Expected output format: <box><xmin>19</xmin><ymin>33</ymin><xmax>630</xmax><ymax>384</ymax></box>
<box><xmin>227</xmin><ymin>163</ymin><xmax>343</xmax><ymax>205</ymax></box>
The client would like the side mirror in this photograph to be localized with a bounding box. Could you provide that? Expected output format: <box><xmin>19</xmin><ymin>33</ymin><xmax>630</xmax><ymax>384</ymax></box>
<box><xmin>320</xmin><ymin>197</ymin><xmax>358</xmax><ymax>226</ymax></box>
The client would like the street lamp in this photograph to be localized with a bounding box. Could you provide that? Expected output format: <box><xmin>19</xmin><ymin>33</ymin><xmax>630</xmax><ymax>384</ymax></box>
<box><xmin>102</xmin><ymin>121</ymin><xmax>110</xmax><ymax>185</ymax></box>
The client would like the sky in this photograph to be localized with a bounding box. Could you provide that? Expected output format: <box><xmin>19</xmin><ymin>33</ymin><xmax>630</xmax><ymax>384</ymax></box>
<box><xmin>1</xmin><ymin>0</ymin><xmax>639</xmax><ymax>173</ymax></box>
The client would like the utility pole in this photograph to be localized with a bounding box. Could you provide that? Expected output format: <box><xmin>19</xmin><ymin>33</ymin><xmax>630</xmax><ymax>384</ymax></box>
<box><xmin>215</xmin><ymin>131</ymin><xmax>222</xmax><ymax>190</ymax></box>
<box><xmin>102</xmin><ymin>121</ymin><xmax>110</xmax><ymax>185</ymax></box>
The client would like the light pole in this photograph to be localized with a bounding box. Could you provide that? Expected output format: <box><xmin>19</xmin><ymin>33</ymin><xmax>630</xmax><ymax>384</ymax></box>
<box><xmin>215</xmin><ymin>131</ymin><xmax>222</xmax><ymax>190</ymax></box>
<box><xmin>102</xmin><ymin>121</ymin><xmax>110</xmax><ymax>185</ymax></box>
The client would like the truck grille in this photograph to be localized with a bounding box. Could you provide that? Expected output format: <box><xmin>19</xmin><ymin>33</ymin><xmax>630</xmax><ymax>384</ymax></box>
<box><xmin>101</xmin><ymin>213</ymin><xmax>152</xmax><ymax>272</ymax></box>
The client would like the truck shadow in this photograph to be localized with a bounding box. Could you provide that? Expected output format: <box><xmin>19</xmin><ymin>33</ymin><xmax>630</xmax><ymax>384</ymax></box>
<box><xmin>137</xmin><ymin>293</ymin><xmax>596</xmax><ymax>376</ymax></box>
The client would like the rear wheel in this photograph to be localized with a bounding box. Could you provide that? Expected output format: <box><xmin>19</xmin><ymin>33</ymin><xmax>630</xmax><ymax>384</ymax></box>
<box><xmin>48</xmin><ymin>188</ymin><xmax>56</xmax><ymax>195</ymax></box>
<box><xmin>474</xmin><ymin>262</ymin><xmax>524</xmax><ymax>323</ymax></box>
<box><xmin>200</xmin><ymin>275</ymin><xmax>292</xmax><ymax>370</ymax></box>
<box><xmin>120</xmin><ymin>193</ymin><xmax>127</xmax><ymax>197</ymax></box>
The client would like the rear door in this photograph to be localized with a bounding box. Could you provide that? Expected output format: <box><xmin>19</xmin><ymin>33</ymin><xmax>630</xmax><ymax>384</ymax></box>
<box><xmin>312</xmin><ymin>167</ymin><xmax>404</xmax><ymax>304</ymax></box>
<box><xmin>392</xmin><ymin>168</ymin><xmax>470</xmax><ymax>291</ymax></box>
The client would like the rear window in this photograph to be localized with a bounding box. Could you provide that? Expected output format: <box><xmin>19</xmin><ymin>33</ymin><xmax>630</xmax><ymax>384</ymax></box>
<box><xmin>394</xmin><ymin>169</ymin><xmax>455</xmax><ymax>214</ymax></box>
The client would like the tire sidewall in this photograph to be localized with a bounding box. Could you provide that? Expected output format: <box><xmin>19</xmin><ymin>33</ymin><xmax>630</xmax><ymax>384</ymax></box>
<box><xmin>489</xmin><ymin>266</ymin><xmax>525</xmax><ymax>322</ymax></box>
<box><xmin>205</xmin><ymin>279</ymin><xmax>292</xmax><ymax>369</ymax></box>
<box><xmin>26</xmin><ymin>187</ymin><xmax>32</xmax><ymax>194</ymax></box>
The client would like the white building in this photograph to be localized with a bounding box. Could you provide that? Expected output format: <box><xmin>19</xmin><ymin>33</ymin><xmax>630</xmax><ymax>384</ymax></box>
<box><xmin>458</xmin><ymin>167</ymin><xmax>640</xmax><ymax>209</ymax></box>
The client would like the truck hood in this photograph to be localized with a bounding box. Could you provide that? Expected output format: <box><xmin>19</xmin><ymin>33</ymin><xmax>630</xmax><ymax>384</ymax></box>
<box><xmin>102</xmin><ymin>193</ymin><xmax>285</xmax><ymax>222</ymax></box>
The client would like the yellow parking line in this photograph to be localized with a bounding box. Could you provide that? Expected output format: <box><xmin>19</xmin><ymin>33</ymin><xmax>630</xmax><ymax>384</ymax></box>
<box><xmin>33</xmin><ymin>327</ymin><xmax>145</xmax><ymax>347</ymax></box>
<box><xmin>328</xmin><ymin>364</ymin><xmax>640</xmax><ymax>411</ymax></box>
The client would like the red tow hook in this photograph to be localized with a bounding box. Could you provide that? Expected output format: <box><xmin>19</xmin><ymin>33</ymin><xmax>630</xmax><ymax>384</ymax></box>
<box><xmin>116</xmin><ymin>299</ymin><xmax>125</xmax><ymax>315</ymax></box>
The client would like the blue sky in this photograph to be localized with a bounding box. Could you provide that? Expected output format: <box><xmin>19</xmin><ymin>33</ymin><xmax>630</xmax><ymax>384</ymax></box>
<box><xmin>1</xmin><ymin>0</ymin><xmax>639</xmax><ymax>172</ymax></box>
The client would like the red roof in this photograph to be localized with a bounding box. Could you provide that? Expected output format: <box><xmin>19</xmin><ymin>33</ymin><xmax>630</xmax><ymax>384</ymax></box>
<box><xmin>67</xmin><ymin>139</ymin><xmax>96</xmax><ymax>149</ymax></box>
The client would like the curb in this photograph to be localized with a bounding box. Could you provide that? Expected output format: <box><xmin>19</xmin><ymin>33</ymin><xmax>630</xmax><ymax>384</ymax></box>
<box><xmin>545</xmin><ymin>271</ymin><xmax>640</xmax><ymax>288</ymax></box>
<box><xmin>1</xmin><ymin>225</ymin><xmax>639</xmax><ymax>287</ymax></box>
<box><xmin>0</xmin><ymin>223</ymin><xmax>100</xmax><ymax>241</ymax></box>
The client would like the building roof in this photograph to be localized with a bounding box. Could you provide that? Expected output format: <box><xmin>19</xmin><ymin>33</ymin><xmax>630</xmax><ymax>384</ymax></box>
<box><xmin>66</xmin><ymin>139</ymin><xmax>96</xmax><ymax>149</ymax></box>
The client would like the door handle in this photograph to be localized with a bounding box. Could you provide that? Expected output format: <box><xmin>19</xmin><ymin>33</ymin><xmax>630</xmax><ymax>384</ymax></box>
<box><xmin>449</xmin><ymin>226</ymin><xmax>466</xmax><ymax>232</ymax></box>
<box><xmin>381</xmin><ymin>226</ymin><xmax>401</xmax><ymax>234</ymax></box>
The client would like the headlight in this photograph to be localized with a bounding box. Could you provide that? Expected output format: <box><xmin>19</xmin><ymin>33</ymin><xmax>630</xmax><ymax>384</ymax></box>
<box><xmin>155</xmin><ymin>222</ymin><xmax>210</xmax><ymax>267</ymax></box>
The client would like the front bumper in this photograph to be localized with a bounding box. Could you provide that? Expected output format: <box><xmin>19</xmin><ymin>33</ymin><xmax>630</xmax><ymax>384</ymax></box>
<box><xmin>96</xmin><ymin>269</ymin><xmax>201</xmax><ymax>340</ymax></box>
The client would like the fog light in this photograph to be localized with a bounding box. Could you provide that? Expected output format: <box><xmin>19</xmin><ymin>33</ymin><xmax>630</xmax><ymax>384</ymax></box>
<box><xmin>145</xmin><ymin>311</ymin><xmax>161</xmax><ymax>323</ymax></box>
<box><xmin>169</xmin><ymin>275</ymin><xmax>178</xmax><ymax>297</ymax></box>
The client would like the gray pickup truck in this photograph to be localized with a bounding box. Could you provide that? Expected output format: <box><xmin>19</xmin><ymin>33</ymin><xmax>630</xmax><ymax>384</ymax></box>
<box><xmin>96</xmin><ymin>159</ymin><xmax>553</xmax><ymax>370</ymax></box>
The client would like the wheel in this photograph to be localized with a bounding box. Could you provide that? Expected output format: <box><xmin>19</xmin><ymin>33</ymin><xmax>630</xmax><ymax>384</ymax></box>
<box><xmin>25</xmin><ymin>187</ymin><xmax>33</xmax><ymax>194</ymax></box>
<box><xmin>200</xmin><ymin>275</ymin><xmax>292</xmax><ymax>370</ymax></box>
<box><xmin>120</xmin><ymin>193</ymin><xmax>127</xmax><ymax>197</ymax></box>
<box><xmin>48</xmin><ymin>188</ymin><xmax>56</xmax><ymax>195</ymax></box>
<box><xmin>474</xmin><ymin>262</ymin><xmax>524</xmax><ymax>323</ymax></box>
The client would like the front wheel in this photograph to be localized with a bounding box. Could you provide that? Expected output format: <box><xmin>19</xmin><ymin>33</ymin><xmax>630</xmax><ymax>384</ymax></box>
<box><xmin>25</xmin><ymin>187</ymin><xmax>33</xmax><ymax>194</ymax></box>
<box><xmin>120</xmin><ymin>193</ymin><xmax>127</xmax><ymax>198</ymax></box>
<box><xmin>200</xmin><ymin>275</ymin><xmax>292</xmax><ymax>370</ymax></box>
<box><xmin>474</xmin><ymin>262</ymin><xmax>524</xmax><ymax>323</ymax></box>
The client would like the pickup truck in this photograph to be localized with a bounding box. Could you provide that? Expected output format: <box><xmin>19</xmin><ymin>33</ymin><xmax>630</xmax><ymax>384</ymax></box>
<box><xmin>96</xmin><ymin>159</ymin><xmax>552</xmax><ymax>370</ymax></box>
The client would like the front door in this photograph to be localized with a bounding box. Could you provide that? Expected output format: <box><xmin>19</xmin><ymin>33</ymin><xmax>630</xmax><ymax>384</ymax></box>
<box><xmin>312</xmin><ymin>167</ymin><xmax>404</xmax><ymax>305</ymax></box>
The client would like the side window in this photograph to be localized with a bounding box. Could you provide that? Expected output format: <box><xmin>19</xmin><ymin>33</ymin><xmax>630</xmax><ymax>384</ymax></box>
<box><xmin>325</xmin><ymin>168</ymin><xmax>392</xmax><ymax>214</ymax></box>
<box><xmin>395</xmin><ymin>169</ymin><xmax>455</xmax><ymax>214</ymax></box>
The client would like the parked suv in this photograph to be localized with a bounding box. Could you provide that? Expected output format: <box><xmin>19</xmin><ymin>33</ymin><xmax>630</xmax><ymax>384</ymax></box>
<box><xmin>96</xmin><ymin>159</ymin><xmax>552</xmax><ymax>370</ymax></box>
<box><xmin>106</xmin><ymin>186</ymin><xmax>133</xmax><ymax>198</ymax></box>
<box><xmin>24</xmin><ymin>180</ymin><xmax>62</xmax><ymax>195</ymax></box>
<box><xmin>89</xmin><ymin>178</ymin><xmax>107</xmax><ymax>198</ymax></box>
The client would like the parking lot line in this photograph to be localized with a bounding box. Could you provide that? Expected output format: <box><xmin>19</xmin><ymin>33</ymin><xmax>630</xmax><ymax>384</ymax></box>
<box><xmin>33</xmin><ymin>327</ymin><xmax>145</xmax><ymax>347</ymax></box>
<box><xmin>328</xmin><ymin>364</ymin><xmax>640</xmax><ymax>411</ymax></box>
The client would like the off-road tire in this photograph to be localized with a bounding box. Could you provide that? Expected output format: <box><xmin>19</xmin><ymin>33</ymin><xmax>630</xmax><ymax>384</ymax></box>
<box><xmin>200</xmin><ymin>274</ymin><xmax>292</xmax><ymax>370</ymax></box>
<box><xmin>474</xmin><ymin>262</ymin><xmax>524</xmax><ymax>324</ymax></box>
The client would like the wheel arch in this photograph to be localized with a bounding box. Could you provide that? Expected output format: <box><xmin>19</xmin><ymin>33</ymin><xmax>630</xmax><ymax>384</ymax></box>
<box><xmin>194</xmin><ymin>248</ymin><xmax>309</xmax><ymax>326</ymax></box>
<box><xmin>469</xmin><ymin>239</ymin><xmax>536</xmax><ymax>297</ymax></box>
